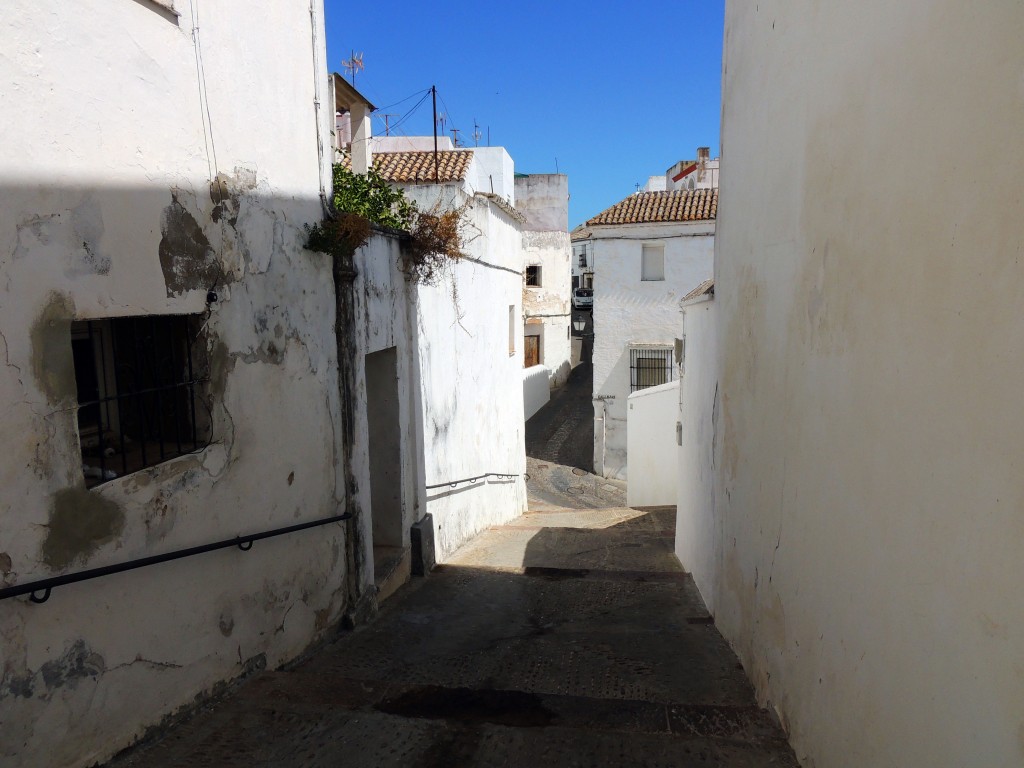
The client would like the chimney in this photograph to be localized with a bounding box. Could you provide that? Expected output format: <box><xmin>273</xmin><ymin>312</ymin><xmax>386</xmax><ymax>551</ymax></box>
<box><xmin>333</xmin><ymin>73</ymin><xmax>375</xmax><ymax>175</ymax></box>
<box><xmin>697</xmin><ymin>147</ymin><xmax>710</xmax><ymax>183</ymax></box>
<box><xmin>350</xmin><ymin>100</ymin><xmax>373</xmax><ymax>176</ymax></box>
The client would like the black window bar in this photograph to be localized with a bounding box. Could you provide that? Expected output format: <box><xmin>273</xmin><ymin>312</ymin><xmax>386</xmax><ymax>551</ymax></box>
<box><xmin>74</xmin><ymin>315</ymin><xmax>210</xmax><ymax>488</ymax></box>
<box><xmin>629</xmin><ymin>347</ymin><xmax>674</xmax><ymax>392</ymax></box>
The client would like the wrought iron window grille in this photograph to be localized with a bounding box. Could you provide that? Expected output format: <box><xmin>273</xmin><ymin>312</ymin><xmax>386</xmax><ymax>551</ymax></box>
<box><xmin>629</xmin><ymin>347</ymin><xmax>674</xmax><ymax>392</ymax></box>
<box><xmin>72</xmin><ymin>315</ymin><xmax>211</xmax><ymax>488</ymax></box>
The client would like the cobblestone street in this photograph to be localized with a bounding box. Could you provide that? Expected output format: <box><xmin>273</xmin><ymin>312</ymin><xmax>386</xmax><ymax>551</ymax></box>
<box><xmin>106</xmin><ymin>314</ymin><xmax>796</xmax><ymax>767</ymax></box>
<box><xmin>109</xmin><ymin>504</ymin><xmax>797</xmax><ymax>767</ymax></box>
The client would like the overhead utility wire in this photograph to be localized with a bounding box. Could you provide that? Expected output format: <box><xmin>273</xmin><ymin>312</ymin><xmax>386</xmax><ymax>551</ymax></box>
<box><xmin>437</xmin><ymin>91</ymin><xmax>462</xmax><ymax>145</ymax></box>
<box><xmin>373</xmin><ymin>87</ymin><xmax>431</xmax><ymax>115</ymax></box>
<box><xmin>384</xmin><ymin>90</ymin><xmax>431</xmax><ymax>135</ymax></box>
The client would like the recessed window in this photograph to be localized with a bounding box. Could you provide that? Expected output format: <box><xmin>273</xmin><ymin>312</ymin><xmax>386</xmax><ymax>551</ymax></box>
<box><xmin>641</xmin><ymin>244</ymin><xmax>665</xmax><ymax>281</ymax></box>
<box><xmin>629</xmin><ymin>346</ymin><xmax>674</xmax><ymax>392</ymax></box>
<box><xmin>526</xmin><ymin>265</ymin><xmax>542</xmax><ymax>287</ymax></box>
<box><xmin>73</xmin><ymin>315</ymin><xmax>211</xmax><ymax>488</ymax></box>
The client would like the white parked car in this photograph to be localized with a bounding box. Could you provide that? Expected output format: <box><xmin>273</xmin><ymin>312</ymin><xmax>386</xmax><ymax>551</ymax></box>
<box><xmin>572</xmin><ymin>287</ymin><xmax>593</xmax><ymax>310</ymax></box>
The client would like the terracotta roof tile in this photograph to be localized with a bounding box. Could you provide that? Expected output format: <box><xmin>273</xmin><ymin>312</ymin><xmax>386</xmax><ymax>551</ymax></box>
<box><xmin>682</xmin><ymin>278</ymin><xmax>715</xmax><ymax>302</ymax></box>
<box><xmin>586</xmin><ymin>188</ymin><xmax>718</xmax><ymax>226</ymax></box>
<box><xmin>369</xmin><ymin>150</ymin><xmax>474</xmax><ymax>183</ymax></box>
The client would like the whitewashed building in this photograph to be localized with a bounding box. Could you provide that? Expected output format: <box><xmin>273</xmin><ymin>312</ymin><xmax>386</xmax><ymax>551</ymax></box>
<box><xmin>516</xmin><ymin>173</ymin><xmax>572</xmax><ymax>386</ymax></box>
<box><xmin>570</xmin><ymin>225</ymin><xmax>594</xmax><ymax>290</ymax></box>
<box><xmin>364</xmin><ymin>147</ymin><xmax>529</xmax><ymax>560</ymax></box>
<box><xmin>674</xmin><ymin>3</ymin><xmax>1024</xmax><ymax>767</ymax></box>
<box><xmin>588</xmin><ymin>184</ymin><xmax>717</xmax><ymax>480</ymax></box>
<box><xmin>0</xmin><ymin>2</ymin><xmax>349</xmax><ymax>765</ymax></box>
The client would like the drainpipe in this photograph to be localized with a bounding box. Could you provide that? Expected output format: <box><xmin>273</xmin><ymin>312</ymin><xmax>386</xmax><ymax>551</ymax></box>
<box><xmin>593</xmin><ymin>398</ymin><xmax>607</xmax><ymax>477</ymax></box>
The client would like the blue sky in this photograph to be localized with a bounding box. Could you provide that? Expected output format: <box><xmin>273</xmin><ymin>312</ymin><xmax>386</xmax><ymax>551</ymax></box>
<box><xmin>323</xmin><ymin>1</ymin><xmax>725</xmax><ymax>228</ymax></box>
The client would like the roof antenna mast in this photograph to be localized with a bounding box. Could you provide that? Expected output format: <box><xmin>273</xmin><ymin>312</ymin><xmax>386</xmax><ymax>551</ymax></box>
<box><xmin>342</xmin><ymin>50</ymin><xmax>364</xmax><ymax>86</ymax></box>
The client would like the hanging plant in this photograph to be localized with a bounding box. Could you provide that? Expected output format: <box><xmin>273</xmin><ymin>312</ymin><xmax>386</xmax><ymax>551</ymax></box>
<box><xmin>305</xmin><ymin>160</ymin><xmax>467</xmax><ymax>285</ymax></box>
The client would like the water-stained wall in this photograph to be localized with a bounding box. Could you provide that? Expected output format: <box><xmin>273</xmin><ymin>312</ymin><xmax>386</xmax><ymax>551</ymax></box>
<box><xmin>713</xmin><ymin>2</ymin><xmax>1024</xmax><ymax>765</ymax></box>
<box><xmin>0</xmin><ymin>2</ymin><xmax>347</xmax><ymax>766</ymax></box>
<box><xmin>516</xmin><ymin>174</ymin><xmax>572</xmax><ymax>386</ymax></box>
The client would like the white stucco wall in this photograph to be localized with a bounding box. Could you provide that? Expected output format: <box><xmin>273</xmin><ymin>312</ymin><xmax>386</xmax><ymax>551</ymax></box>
<box><xmin>625</xmin><ymin>380</ymin><xmax>679</xmax><ymax>507</ymax></box>
<box><xmin>401</xmin><ymin>183</ymin><xmax>528</xmax><ymax>561</ymax></box>
<box><xmin>465</xmin><ymin>147</ymin><xmax>516</xmax><ymax>202</ymax></box>
<box><xmin>674</xmin><ymin>298</ymin><xmax>718</xmax><ymax>609</ymax></box>
<box><xmin>712</xmin><ymin>3</ymin><xmax>1024</xmax><ymax>766</ymax></box>
<box><xmin>523</xmin><ymin>364</ymin><xmax>551</xmax><ymax>421</ymax></box>
<box><xmin>591</xmin><ymin>223</ymin><xmax>713</xmax><ymax>479</ymax></box>
<box><xmin>0</xmin><ymin>2</ymin><xmax>347</xmax><ymax>767</ymax></box>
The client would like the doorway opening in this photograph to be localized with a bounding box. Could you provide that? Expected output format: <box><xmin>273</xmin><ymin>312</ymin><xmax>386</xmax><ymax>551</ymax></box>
<box><xmin>365</xmin><ymin>347</ymin><xmax>406</xmax><ymax>597</ymax></box>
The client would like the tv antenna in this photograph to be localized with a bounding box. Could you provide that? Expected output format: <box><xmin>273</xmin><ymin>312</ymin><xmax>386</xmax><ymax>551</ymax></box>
<box><xmin>450</xmin><ymin>128</ymin><xmax>462</xmax><ymax>147</ymax></box>
<box><xmin>342</xmin><ymin>50</ymin><xmax>364</xmax><ymax>86</ymax></box>
<box><xmin>437</xmin><ymin>112</ymin><xmax>448</xmax><ymax>134</ymax></box>
<box><xmin>473</xmin><ymin>119</ymin><xmax>482</xmax><ymax>147</ymax></box>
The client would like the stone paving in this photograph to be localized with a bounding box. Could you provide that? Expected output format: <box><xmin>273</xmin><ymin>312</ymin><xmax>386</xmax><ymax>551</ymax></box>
<box><xmin>108</xmin><ymin>499</ymin><xmax>798</xmax><ymax>767</ymax></box>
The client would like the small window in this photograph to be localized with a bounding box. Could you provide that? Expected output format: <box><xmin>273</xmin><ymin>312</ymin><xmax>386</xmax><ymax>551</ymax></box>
<box><xmin>73</xmin><ymin>315</ymin><xmax>210</xmax><ymax>488</ymax></box>
<box><xmin>629</xmin><ymin>347</ymin><xmax>674</xmax><ymax>392</ymax></box>
<box><xmin>578</xmin><ymin>252</ymin><xmax>587</xmax><ymax>268</ymax></box>
<box><xmin>526</xmin><ymin>265</ymin><xmax>542</xmax><ymax>287</ymax></box>
<box><xmin>641</xmin><ymin>244</ymin><xmax>665</xmax><ymax>281</ymax></box>
<box><xmin>509</xmin><ymin>305</ymin><xmax>516</xmax><ymax>356</ymax></box>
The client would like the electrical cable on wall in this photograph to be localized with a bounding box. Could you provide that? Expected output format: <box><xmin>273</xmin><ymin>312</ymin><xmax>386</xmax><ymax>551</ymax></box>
<box><xmin>188</xmin><ymin>0</ymin><xmax>219</xmax><ymax>180</ymax></box>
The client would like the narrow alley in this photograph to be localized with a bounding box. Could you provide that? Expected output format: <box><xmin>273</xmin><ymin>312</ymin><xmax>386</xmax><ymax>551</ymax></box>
<box><xmin>107</xmin><ymin>355</ymin><xmax>797</xmax><ymax>766</ymax></box>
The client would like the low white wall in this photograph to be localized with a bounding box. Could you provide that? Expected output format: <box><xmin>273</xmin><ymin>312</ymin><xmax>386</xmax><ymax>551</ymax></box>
<box><xmin>674</xmin><ymin>299</ymin><xmax>717</xmax><ymax>608</ymax></box>
<box><xmin>523</xmin><ymin>364</ymin><xmax>551</xmax><ymax>421</ymax></box>
<box><xmin>625</xmin><ymin>380</ymin><xmax>679</xmax><ymax>507</ymax></box>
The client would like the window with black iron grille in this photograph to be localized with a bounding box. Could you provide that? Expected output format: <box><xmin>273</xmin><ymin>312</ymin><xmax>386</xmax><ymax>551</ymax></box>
<box><xmin>629</xmin><ymin>347</ymin><xmax>674</xmax><ymax>392</ymax></box>
<box><xmin>525</xmin><ymin>265</ymin><xmax>541</xmax><ymax>286</ymax></box>
<box><xmin>72</xmin><ymin>315</ymin><xmax>211</xmax><ymax>488</ymax></box>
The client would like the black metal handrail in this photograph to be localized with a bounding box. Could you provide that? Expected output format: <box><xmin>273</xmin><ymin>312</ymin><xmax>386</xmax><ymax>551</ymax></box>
<box><xmin>425</xmin><ymin>472</ymin><xmax>519</xmax><ymax>491</ymax></box>
<box><xmin>0</xmin><ymin>512</ymin><xmax>351</xmax><ymax>605</ymax></box>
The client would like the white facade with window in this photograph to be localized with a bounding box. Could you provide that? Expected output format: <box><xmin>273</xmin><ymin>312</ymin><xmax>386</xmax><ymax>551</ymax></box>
<box><xmin>590</xmin><ymin>217</ymin><xmax>714</xmax><ymax>480</ymax></box>
<box><xmin>570</xmin><ymin>227</ymin><xmax>594</xmax><ymax>289</ymax></box>
<box><xmin>515</xmin><ymin>174</ymin><xmax>572</xmax><ymax>387</ymax></box>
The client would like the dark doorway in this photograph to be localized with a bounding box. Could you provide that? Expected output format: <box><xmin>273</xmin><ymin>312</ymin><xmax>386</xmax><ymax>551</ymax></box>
<box><xmin>365</xmin><ymin>347</ymin><xmax>403</xmax><ymax>548</ymax></box>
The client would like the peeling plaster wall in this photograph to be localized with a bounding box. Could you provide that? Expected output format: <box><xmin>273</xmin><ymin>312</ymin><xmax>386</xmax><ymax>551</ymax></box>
<box><xmin>348</xmin><ymin>233</ymin><xmax>422</xmax><ymax>586</ymax></box>
<box><xmin>590</xmin><ymin>223</ymin><xmax>714</xmax><ymax>479</ymax></box>
<box><xmin>0</xmin><ymin>2</ymin><xmax>346</xmax><ymax>767</ymax></box>
<box><xmin>516</xmin><ymin>175</ymin><xmax>572</xmax><ymax>388</ymax></box>
<box><xmin>402</xmin><ymin>184</ymin><xmax>529</xmax><ymax>561</ymax></box>
<box><xmin>715</xmin><ymin>2</ymin><xmax>1024</xmax><ymax>766</ymax></box>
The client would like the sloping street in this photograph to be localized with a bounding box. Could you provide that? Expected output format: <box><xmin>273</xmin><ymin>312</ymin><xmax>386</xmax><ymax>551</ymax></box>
<box><xmin>107</xmin><ymin>368</ymin><xmax>797</xmax><ymax>767</ymax></box>
<box><xmin>109</xmin><ymin>506</ymin><xmax>796</xmax><ymax>767</ymax></box>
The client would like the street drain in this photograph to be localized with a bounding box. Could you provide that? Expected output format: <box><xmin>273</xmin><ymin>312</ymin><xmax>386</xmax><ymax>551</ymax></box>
<box><xmin>377</xmin><ymin>685</ymin><xmax>555</xmax><ymax>727</ymax></box>
<box><xmin>567</xmin><ymin>486</ymin><xmax>585</xmax><ymax>494</ymax></box>
<box><xmin>571</xmin><ymin>467</ymin><xmax>587</xmax><ymax>476</ymax></box>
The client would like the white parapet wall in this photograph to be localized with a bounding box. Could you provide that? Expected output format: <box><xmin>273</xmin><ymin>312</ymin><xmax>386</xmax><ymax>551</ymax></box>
<box><xmin>674</xmin><ymin>299</ymin><xmax>717</xmax><ymax>608</ymax></box>
<box><xmin>625</xmin><ymin>379</ymin><xmax>679</xmax><ymax>507</ymax></box>
<box><xmin>523</xmin><ymin>364</ymin><xmax>551</xmax><ymax>421</ymax></box>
